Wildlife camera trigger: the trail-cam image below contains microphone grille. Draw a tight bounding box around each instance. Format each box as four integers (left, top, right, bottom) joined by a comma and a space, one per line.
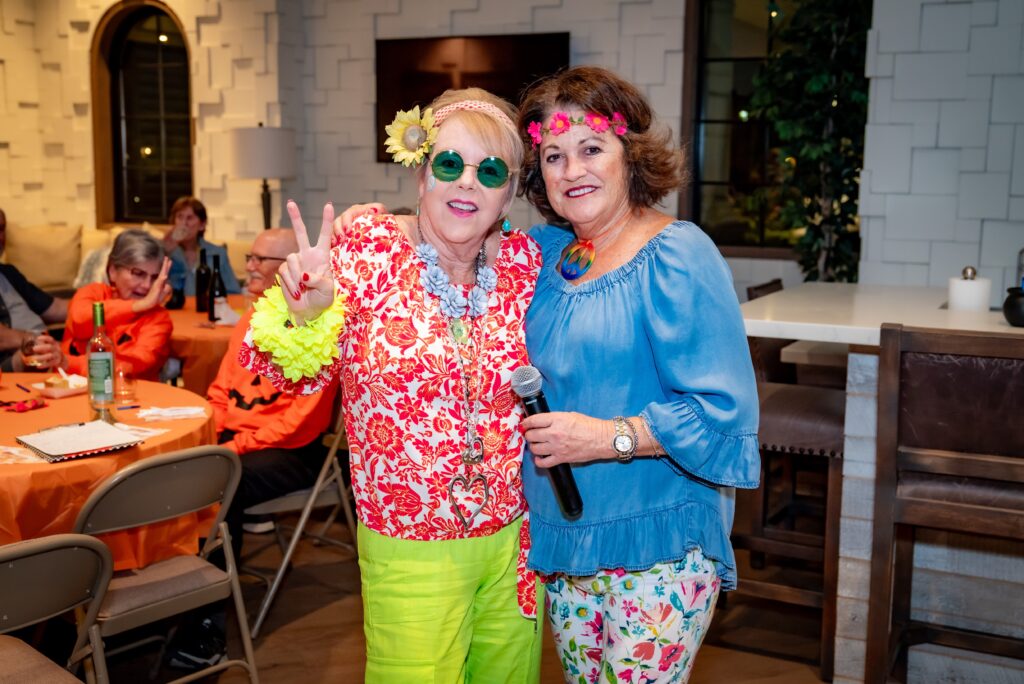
511, 365, 543, 398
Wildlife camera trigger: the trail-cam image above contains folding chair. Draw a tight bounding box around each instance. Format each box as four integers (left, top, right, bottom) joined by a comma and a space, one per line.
73, 446, 258, 683
0, 534, 112, 683
245, 402, 357, 639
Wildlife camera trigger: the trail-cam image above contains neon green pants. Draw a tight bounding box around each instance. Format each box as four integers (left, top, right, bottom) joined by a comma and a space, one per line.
358, 519, 542, 684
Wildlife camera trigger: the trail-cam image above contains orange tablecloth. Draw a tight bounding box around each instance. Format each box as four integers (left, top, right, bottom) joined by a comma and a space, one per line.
0, 374, 216, 571
168, 294, 249, 395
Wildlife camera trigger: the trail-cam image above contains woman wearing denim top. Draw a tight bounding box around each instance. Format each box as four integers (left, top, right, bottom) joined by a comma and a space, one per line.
517, 66, 760, 683
163, 196, 241, 296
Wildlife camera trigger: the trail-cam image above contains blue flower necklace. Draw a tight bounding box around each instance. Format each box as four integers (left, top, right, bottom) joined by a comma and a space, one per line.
416, 227, 497, 343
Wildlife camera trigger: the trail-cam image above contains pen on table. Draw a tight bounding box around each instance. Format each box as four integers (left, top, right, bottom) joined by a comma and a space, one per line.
116, 405, 141, 411
15, 383, 31, 393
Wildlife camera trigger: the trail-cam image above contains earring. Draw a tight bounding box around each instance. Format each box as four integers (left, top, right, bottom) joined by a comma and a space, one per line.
501, 217, 512, 233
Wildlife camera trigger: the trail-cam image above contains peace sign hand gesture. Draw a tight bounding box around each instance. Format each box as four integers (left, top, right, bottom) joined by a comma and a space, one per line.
279, 200, 335, 325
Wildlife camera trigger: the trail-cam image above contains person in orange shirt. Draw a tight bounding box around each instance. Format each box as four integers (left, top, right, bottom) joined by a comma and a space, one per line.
62, 229, 172, 380
206, 227, 338, 556
166, 228, 338, 673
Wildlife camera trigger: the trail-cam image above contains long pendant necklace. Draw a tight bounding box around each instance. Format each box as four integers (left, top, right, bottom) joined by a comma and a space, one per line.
416, 224, 497, 529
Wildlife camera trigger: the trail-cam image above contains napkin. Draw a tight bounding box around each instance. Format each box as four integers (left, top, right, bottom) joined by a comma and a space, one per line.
214, 297, 241, 326
112, 423, 170, 439
0, 446, 45, 465
136, 406, 207, 422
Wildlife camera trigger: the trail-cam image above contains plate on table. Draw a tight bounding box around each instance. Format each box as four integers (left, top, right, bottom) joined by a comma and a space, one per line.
35, 385, 88, 399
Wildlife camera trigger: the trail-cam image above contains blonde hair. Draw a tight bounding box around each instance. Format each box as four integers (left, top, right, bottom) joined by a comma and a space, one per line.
428, 88, 523, 180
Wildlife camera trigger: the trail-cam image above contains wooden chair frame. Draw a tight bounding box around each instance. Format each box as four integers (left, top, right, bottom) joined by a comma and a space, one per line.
865, 323, 1024, 683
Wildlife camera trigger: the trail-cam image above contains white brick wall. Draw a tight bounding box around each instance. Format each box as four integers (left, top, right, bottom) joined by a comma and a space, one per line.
853, 6, 1024, 680
0, 0, 288, 243
0, 0, 687, 244
861, 0, 1024, 305
287, 0, 687, 235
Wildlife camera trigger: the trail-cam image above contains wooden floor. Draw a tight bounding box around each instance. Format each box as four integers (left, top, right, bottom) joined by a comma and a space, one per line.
105, 518, 823, 683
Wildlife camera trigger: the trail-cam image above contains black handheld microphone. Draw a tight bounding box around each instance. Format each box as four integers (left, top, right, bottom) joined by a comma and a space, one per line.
511, 365, 583, 519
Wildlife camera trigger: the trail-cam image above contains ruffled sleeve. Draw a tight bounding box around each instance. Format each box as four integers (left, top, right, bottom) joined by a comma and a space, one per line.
639, 223, 760, 489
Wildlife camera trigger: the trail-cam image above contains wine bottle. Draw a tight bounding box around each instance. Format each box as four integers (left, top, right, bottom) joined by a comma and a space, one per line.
195, 247, 211, 313
208, 254, 228, 322
87, 302, 116, 422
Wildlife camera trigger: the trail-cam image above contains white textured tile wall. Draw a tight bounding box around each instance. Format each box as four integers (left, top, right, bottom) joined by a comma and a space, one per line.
0, 0, 687, 243
287, 0, 688, 236
861, 0, 1024, 305
0, 0, 290, 241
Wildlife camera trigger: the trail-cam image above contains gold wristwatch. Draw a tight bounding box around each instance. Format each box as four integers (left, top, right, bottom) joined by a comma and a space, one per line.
611, 416, 637, 462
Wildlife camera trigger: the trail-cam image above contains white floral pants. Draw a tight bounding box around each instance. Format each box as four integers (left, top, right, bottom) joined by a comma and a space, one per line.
544, 549, 721, 684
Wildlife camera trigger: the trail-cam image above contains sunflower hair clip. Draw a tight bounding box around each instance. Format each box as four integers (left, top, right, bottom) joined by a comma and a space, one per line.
384, 106, 438, 167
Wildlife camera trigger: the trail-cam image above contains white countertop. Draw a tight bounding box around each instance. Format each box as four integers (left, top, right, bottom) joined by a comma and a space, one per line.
741, 282, 1024, 346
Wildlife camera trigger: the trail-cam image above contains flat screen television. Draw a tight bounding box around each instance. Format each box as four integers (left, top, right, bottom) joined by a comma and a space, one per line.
375, 33, 570, 162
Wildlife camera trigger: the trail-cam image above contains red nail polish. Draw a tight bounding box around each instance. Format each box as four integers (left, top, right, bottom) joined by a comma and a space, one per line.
293, 290, 301, 299
302, 272, 309, 282
371, 207, 378, 213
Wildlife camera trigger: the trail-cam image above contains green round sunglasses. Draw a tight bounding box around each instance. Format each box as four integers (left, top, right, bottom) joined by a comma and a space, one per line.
430, 149, 510, 189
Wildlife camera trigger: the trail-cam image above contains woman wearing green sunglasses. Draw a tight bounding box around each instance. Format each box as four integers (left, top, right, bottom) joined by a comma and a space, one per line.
241, 88, 545, 683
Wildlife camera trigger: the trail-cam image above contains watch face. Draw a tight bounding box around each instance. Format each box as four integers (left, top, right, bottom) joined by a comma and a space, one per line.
613, 434, 634, 453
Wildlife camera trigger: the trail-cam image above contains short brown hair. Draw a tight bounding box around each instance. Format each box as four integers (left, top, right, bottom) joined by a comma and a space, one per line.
517, 66, 687, 226
168, 196, 208, 227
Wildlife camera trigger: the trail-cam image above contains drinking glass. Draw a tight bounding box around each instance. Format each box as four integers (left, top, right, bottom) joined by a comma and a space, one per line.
114, 361, 136, 404
20, 334, 49, 369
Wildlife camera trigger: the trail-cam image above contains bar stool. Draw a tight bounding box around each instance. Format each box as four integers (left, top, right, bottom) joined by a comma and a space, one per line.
729, 279, 846, 681
864, 324, 1024, 683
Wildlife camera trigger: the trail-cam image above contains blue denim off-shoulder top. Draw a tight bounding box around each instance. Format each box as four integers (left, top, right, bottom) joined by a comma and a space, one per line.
523, 221, 760, 590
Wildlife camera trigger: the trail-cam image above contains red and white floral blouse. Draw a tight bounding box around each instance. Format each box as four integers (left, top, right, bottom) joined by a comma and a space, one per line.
241, 214, 542, 617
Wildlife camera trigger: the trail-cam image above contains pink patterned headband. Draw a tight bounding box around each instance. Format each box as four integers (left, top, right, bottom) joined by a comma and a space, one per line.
527, 111, 629, 147
434, 100, 518, 136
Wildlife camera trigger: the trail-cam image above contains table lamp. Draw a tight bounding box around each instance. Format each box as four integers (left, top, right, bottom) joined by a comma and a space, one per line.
228, 123, 298, 230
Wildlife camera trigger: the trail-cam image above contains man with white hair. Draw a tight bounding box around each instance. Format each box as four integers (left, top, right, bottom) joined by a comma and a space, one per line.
169, 228, 338, 671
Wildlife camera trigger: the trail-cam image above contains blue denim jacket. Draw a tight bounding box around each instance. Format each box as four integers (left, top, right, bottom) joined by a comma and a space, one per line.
168, 237, 241, 296
523, 221, 760, 590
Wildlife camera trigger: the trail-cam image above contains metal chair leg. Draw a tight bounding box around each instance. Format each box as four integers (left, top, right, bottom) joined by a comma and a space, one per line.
249, 442, 342, 639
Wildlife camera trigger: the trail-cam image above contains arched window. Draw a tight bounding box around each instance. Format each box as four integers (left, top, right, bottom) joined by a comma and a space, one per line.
92, 2, 191, 225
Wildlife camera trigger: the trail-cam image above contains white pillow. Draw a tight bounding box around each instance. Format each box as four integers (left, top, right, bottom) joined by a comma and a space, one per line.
73, 246, 112, 288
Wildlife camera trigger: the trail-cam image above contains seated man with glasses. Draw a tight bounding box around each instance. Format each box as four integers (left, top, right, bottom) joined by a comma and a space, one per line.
168, 228, 339, 672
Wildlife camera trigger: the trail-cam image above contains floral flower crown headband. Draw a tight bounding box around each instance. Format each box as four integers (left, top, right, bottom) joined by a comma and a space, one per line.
384, 100, 518, 167
526, 111, 628, 147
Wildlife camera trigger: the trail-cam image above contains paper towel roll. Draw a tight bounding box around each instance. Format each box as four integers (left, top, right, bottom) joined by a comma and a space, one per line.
948, 276, 991, 311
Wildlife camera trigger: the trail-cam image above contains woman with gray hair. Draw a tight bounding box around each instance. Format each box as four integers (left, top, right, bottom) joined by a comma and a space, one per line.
62, 229, 174, 380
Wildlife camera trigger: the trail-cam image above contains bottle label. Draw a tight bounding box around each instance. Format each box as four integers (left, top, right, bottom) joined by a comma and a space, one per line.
89, 352, 114, 402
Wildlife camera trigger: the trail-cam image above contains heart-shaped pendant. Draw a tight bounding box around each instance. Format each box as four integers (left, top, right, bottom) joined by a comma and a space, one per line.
447, 473, 489, 530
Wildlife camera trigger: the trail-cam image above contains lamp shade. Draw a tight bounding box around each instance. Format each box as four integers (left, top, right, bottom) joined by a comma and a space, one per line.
228, 126, 298, 179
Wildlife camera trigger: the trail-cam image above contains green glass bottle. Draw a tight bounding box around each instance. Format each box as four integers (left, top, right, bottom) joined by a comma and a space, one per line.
87, 301, 115, 421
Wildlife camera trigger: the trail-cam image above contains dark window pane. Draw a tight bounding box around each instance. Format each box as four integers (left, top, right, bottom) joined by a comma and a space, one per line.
700, 60, 760, 121
704, 0, 768, 59
164, 118, 191, 167
123, 168, 166, 220
112, 8, 191, 222
698, 122, 767, 190
123, 117, 162, 166
699, 184, 759, 246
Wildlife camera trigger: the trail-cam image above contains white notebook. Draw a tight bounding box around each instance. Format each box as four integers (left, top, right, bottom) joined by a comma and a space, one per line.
16, 420, 143, 463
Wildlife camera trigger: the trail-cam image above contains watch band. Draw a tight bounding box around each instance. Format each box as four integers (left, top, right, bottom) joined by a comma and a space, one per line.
612, 416, 638, 462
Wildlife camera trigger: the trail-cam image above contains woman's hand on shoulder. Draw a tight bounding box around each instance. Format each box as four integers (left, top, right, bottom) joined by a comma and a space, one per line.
522, 411, 615, 468
333, 203, 386, 241
131, 257, 172, 313
279, 200, 335, 325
